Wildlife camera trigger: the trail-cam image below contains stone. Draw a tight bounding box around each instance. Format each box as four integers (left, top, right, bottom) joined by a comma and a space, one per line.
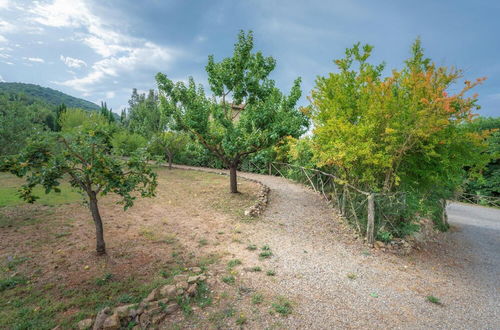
159, 284, 177, 299
374, 241, 385, 248
187, 283, 197, 297
198, 275, 207, 282
164, 303, 179, 314
77, 319, 93, 330
176, 288, 185, 295
190, 267, 202, 273
93, 307, 111, 330
113, 304, 135, 318
139, 313, 151, 329
187, 275, 199, 284
151, 312, 167, 325
143, 288, 160, 303
175, 281, 188, 290
102, 313, 120, 330
173, 274, 188, 283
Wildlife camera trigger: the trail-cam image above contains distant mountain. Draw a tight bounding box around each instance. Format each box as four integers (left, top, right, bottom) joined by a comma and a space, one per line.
0, 82, 100, 111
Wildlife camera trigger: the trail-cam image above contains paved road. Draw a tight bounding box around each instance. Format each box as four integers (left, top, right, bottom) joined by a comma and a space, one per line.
447, 202, 500, 293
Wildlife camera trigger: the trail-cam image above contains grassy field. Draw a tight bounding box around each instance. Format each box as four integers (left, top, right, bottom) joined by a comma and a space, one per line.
0, 168, 263, 329
0, 172, 82, 207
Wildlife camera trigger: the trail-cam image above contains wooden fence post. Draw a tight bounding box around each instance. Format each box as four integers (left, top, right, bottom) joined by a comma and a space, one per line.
268, 163, 272, 175
366, 193, 375, 245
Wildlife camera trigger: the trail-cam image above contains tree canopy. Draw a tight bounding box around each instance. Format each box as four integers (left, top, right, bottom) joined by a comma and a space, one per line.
156, 30, 309, 192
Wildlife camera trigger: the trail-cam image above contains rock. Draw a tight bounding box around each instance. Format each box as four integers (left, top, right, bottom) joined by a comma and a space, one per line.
173, 274, 188, 283
159, 284, 177, 299
151, 312, 167, 325
175, 281, 188, 290
93, 307, 111, 330
187, 283, 197, 297
144, 288, 160, 303
102, 313, 120, 330
190, 267, 202, 273
374, 241, 385, 248
198, 275, 207, 282
176, 287, 185, 295
139, 313, 151, 329
113, 304, 135, 318
77, 319, 93, 330
187, 276, 199, 284
164, 303, 179, 314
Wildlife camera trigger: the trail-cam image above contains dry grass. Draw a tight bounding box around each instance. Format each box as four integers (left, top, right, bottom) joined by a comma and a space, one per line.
0, 168, 261, 329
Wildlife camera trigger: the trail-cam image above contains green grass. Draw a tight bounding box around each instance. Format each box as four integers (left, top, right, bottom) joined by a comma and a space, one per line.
266, 270, 276, 276
271, 297, 293, 316
0, 173, 82, 207
251, 293, 264, 304
227, 259, 242, 269
426, 295, 442, 305
246, 244, 257, 251
222, 275, 236, 284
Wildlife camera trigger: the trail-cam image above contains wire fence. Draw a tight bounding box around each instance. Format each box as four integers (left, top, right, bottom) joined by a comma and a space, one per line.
241, 161, 499, 243
455, 192, 500, 208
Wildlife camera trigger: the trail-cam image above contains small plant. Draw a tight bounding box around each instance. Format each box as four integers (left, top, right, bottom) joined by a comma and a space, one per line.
347, 273, 357, 280
54, 231, 71, 238
271, 297, 292, 316
246, 244, 257, 251
198, 238, 209, 246
250, 266, 262, 272
163, 234, 177, 244
252, 293, 264, 304
0, 275, 27, 292
223, 307, 236, 318
222, 275, 236, 284
266, 270, 276, 276
376, 230, 393, 243
117, 293, 137, 304
195, 281, 212, 308
370, 292, 378, 298
6, 256, 29, 271
426, 295, 442, 305
94, 273, 113, 286
236, 314, 247, 325
259, 251, 273, 260
227, 259, 242, 269
261, 245, 271, 251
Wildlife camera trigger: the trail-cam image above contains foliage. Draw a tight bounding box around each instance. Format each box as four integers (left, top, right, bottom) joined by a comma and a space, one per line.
0, 92, 53, 156
156, 30, 309, 192
0, 82, 100, 111
0, 125, 157, 254
125, 89, 164, 137
59, 108, 110, 133
148, 131, 189, 167
463, 117, 500, 197
311, 39, 490, 231
111, 130, 148, 156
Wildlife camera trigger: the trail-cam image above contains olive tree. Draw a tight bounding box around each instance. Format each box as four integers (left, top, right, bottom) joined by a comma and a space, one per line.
156, 30, 309, 193
0, 125, 157, 255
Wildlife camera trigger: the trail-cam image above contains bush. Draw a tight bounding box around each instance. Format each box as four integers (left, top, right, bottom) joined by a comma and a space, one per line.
111, 131, 147, 156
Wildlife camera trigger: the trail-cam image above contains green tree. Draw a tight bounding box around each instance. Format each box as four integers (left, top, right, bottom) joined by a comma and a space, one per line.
311, 40, 489, 231
0, 125, 157, 255
126, 89, 163, 137
111, 130, 148, 156
156, 31, 309, 193
149, 131, 189, 169
54, 103, 66, 131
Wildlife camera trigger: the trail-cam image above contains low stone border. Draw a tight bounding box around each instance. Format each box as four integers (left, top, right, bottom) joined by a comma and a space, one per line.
77, 268, 208, 330
168, 164, 271, 218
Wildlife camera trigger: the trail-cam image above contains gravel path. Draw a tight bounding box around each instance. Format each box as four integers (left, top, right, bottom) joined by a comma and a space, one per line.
175, 165, 500, 329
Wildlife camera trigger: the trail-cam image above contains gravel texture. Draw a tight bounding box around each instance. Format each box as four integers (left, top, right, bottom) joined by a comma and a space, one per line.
175, 165, 499, 329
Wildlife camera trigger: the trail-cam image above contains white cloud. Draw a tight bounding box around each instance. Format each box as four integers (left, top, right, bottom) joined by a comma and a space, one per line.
23, 56, 45, 63
0, 35, 6, 43
0, 74, 5, 82
60, 55, 87, 68
0, 0, 9, 10
31, 0, 179, 93
106, 91, 115, 99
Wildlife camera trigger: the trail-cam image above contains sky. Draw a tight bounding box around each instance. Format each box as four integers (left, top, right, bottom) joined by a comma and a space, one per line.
0, 0, 499, 117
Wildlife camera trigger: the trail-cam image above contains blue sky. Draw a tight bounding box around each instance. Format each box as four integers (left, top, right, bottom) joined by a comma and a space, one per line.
0, 0, 499, 117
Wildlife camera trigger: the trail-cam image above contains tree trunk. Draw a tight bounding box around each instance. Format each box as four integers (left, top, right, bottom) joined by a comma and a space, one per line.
88, 191, 106, 255
167, 151, 173, 169
229, 163, 238, 193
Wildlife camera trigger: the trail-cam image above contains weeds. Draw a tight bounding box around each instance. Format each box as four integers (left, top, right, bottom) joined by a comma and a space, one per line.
271, 297, 293, 316
222, 275, 236, 284
426, 295, 442, 305
246, 244, 257, 251
266, 270, 276, 276
252, 293, 264, 304
227, 259, 242, 269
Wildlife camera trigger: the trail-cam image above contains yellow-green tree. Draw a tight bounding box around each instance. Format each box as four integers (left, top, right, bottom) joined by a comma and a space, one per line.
311, 40, 490, 231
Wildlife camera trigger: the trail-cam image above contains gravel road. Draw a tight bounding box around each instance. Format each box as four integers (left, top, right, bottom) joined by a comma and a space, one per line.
175, 165, 500, 329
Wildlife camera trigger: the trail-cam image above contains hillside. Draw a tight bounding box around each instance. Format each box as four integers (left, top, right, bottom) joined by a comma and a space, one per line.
0, 82, 100, 111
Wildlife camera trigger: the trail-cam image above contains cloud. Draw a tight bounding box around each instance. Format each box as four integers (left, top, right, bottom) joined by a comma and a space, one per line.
0, 0, 9, 10
31, 0, 179, 93
60, 55, 87, 68
23, 56, 45, 63
0, 74, 5, 82
105, 91, 115, 99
